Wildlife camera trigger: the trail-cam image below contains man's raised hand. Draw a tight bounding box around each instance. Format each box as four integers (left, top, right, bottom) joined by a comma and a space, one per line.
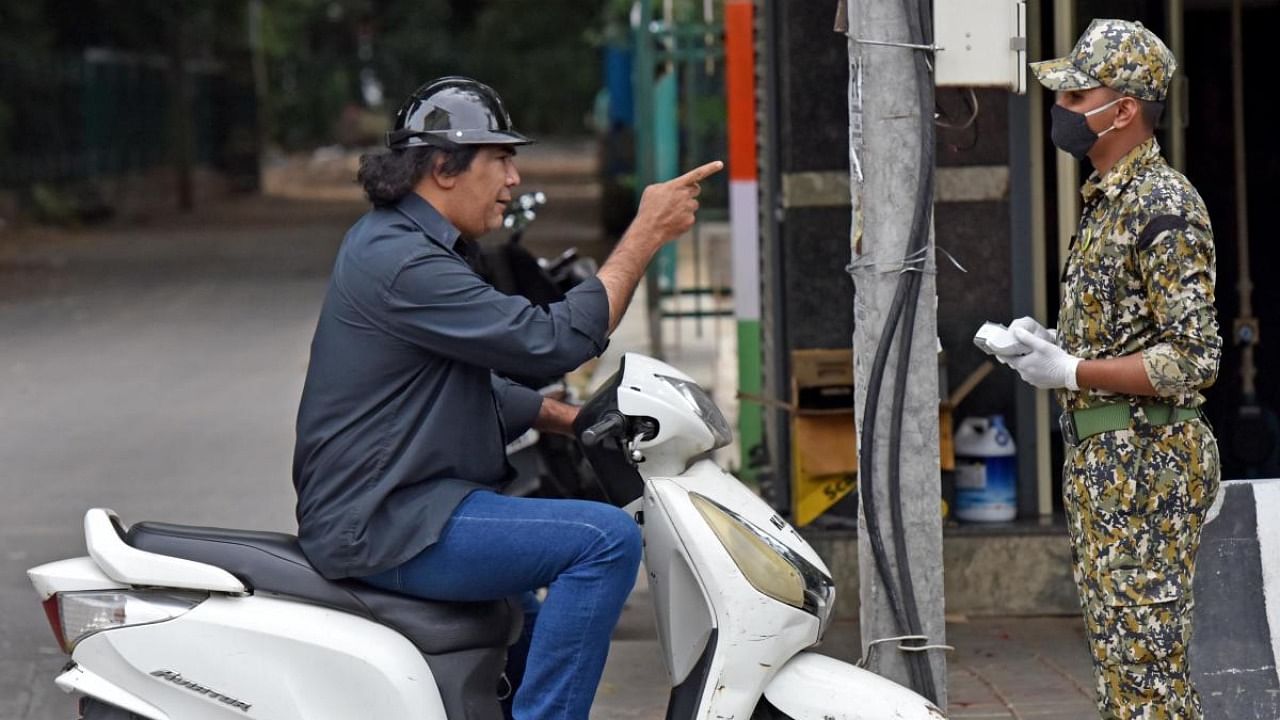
673, 160, 725, 187
634, 160, 725, 246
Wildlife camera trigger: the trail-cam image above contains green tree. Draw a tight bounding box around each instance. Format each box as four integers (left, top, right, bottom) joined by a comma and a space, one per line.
0, 2, 54, 168
462, 0, 605, 135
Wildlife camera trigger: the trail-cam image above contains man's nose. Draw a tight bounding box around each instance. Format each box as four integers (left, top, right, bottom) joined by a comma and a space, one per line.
507, 163, 520, 187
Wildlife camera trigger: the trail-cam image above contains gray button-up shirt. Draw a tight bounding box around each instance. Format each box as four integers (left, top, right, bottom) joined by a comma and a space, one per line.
293, 193, 609, 579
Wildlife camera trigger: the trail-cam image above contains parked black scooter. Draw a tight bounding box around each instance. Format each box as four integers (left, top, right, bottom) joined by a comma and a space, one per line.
473, 191, 604, 502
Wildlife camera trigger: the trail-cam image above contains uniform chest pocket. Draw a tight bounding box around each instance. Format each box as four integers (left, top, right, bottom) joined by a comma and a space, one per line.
1065, 247, 1125, 344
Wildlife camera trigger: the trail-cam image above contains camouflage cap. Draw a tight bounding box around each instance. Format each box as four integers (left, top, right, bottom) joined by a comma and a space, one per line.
1030, 19, 1176, 102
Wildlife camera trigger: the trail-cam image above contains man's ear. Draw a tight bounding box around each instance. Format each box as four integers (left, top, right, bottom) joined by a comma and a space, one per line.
1116, 97, 1141, 130
432, 156, 459, 190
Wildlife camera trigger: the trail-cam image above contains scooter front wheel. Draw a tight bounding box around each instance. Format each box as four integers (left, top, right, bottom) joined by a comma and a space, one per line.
79, 698, 141, 720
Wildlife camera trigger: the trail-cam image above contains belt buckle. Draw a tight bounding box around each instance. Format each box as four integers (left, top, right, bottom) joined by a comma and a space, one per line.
1059, 412, 1079, 447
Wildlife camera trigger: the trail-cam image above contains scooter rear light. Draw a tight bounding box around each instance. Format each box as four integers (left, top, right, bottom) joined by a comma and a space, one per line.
41, 595, 70, 654
47, 590, 206, 652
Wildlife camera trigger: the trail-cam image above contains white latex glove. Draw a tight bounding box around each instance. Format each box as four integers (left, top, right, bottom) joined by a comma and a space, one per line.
1006, 327, 1082, 390
1009, 316, 1058, 346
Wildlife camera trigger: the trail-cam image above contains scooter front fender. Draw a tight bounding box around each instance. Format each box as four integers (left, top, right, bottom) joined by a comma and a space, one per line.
762, 652, 946, 720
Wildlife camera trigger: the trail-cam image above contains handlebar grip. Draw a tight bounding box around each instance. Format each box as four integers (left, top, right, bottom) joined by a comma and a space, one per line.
548, 248, 578, 271
580, 412, 625, 447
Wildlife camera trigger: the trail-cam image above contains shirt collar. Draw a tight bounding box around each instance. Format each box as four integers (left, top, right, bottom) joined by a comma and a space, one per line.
1081, 136, 1162, 207
394, 192, 464, 252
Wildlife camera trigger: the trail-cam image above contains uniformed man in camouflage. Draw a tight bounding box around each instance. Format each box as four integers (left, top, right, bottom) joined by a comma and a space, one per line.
999, 18, 1221, 720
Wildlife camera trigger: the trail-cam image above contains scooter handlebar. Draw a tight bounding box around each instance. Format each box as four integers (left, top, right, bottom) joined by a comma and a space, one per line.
580, 412, 626, 448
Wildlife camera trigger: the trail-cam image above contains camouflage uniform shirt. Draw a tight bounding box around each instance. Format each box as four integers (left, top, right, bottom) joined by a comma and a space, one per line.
1057, 137, 1221, 412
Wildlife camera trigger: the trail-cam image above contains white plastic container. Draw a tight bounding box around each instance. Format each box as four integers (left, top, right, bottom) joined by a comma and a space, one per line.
953, 414, 1017, 522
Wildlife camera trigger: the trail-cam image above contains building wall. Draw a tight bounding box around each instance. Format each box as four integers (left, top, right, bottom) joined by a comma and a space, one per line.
756, 0, 1022, 515
934, 88, 1018, 424
757, 0, 855, 512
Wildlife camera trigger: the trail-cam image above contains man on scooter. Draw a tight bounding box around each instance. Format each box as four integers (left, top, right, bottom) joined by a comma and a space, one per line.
292, 76, 721, 720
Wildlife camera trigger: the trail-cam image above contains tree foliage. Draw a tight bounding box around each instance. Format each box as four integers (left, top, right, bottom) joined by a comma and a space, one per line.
261, 0, 607, 149
2, 0, 610, 153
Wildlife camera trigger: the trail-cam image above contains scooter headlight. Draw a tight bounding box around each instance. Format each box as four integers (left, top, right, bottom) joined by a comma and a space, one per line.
689, 494, 834, 626
655, 375, 732, 449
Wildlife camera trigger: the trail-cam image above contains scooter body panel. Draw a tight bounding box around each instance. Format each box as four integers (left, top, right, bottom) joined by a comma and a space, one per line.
763, 652, 946, 720
71, 594, 446, 720
644, 462, 828, 720
55, 664, 169, 719
638, 480, 715, 686
28, 556, 125, 600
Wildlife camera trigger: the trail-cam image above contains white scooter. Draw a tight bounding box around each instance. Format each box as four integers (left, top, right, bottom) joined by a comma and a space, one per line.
28, 352, 945, 720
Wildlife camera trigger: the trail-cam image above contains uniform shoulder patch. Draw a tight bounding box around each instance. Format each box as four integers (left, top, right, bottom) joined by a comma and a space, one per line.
1136, 214, 1190, 251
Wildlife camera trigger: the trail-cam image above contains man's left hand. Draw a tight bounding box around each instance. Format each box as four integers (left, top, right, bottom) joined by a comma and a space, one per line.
1007, 327, 1083, 390
534, 396, 581, 437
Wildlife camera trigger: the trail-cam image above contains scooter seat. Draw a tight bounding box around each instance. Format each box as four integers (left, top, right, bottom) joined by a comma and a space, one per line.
125, 521, 520, 656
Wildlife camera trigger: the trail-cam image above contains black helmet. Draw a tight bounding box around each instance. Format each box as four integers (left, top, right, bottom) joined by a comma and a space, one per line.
386, 76, 533, 150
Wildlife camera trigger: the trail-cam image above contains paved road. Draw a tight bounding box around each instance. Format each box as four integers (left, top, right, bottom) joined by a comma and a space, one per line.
0, 194, 366, 718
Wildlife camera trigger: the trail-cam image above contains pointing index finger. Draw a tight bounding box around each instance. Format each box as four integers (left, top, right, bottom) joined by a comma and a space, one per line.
673, 160, 724, 185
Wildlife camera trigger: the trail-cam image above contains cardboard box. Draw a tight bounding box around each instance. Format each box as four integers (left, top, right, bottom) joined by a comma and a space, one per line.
791, 349, 854, 412
790, 350, 858, 527
789, 349, 955, 527
791, 412, 858, 527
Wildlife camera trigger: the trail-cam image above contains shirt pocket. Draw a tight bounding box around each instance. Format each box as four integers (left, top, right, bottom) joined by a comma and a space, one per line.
1077, 247, 1131, 347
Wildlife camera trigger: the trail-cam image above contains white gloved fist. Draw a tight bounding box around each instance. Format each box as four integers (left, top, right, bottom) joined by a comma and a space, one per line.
1006, 327, 1082, 390
1009, 316, 1058, 346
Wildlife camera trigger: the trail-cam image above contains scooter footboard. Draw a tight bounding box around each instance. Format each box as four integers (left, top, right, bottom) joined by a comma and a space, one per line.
762, 652, 946, 720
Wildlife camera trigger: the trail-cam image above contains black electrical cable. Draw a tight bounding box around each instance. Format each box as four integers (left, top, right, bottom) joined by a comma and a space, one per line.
855, 166, 936, 700
885, 0, 940, 703
855, 0, 940, 704
887, 262, 936, 700
857, 262, 926, 691
883, 141, 939, 703
854, 108, 927, 697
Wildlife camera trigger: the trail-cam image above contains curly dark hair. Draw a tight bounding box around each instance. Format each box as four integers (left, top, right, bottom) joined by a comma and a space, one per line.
357, 145, 479, 206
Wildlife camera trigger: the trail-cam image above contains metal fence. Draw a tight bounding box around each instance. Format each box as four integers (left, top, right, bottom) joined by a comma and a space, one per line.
0, 48, 255, 190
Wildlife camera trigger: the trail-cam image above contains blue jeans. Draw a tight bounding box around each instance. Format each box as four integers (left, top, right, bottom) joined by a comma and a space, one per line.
359, 490, 643, 720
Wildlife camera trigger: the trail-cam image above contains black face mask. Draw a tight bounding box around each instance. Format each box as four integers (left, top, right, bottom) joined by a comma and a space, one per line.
1050, 97, 1122, 160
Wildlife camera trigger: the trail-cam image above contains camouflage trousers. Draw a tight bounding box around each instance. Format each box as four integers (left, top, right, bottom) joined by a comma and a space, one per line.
1063, 415, 1219, 720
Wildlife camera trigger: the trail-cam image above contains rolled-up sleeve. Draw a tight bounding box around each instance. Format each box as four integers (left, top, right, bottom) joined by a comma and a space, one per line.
491, 374, 544, 442
1138, 220, 1221, 396
379, 252, 609, 378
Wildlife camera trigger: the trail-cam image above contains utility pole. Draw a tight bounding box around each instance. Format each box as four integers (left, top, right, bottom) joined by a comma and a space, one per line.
845, 0, 947, 707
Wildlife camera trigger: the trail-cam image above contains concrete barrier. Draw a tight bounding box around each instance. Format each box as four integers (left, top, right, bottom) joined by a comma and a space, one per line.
804, 525, 1080, 620
1192, 478, 1280, 718
802, 479, 1279, 717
